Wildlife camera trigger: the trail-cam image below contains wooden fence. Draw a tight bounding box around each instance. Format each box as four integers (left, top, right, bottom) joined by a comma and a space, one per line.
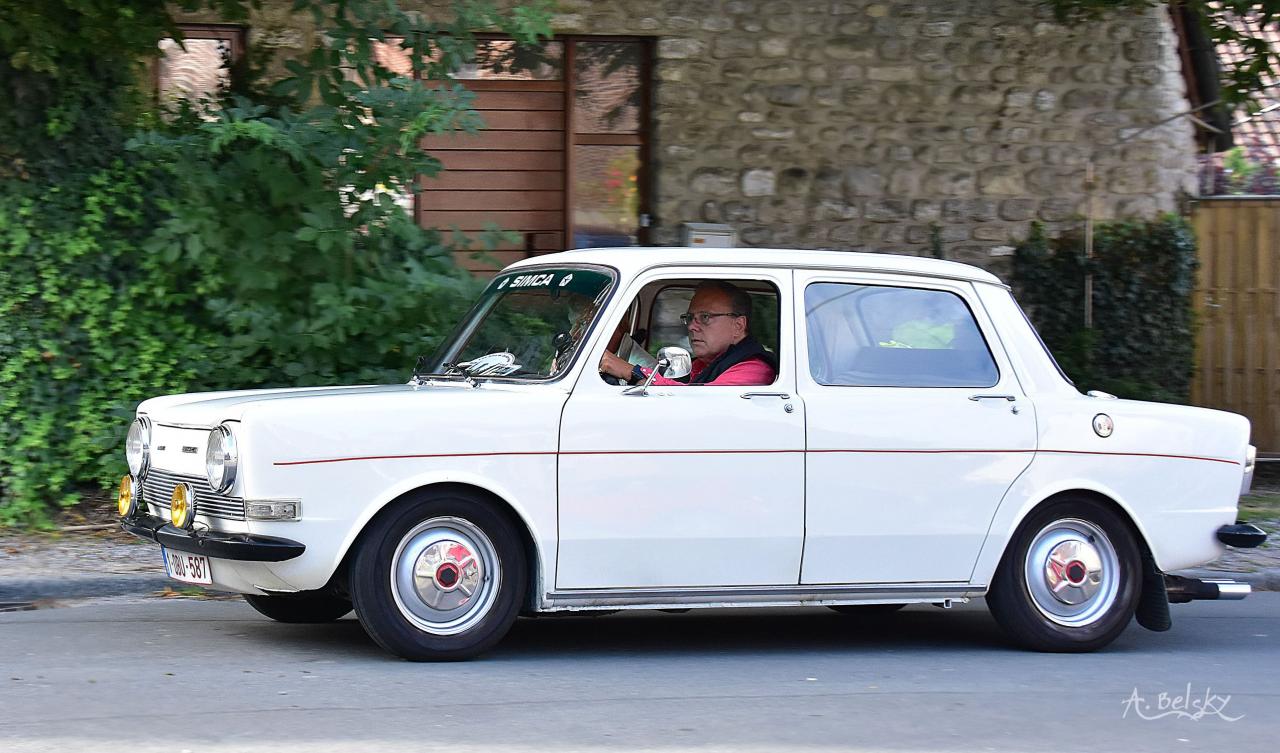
1191, 197, 1280, 456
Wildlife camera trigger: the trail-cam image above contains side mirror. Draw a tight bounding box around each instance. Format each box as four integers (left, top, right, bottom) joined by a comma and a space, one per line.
624, 346, 692, 396
656, 346, 692, 379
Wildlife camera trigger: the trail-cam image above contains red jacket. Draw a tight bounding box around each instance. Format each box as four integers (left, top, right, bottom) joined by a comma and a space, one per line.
642, 356, 776, 386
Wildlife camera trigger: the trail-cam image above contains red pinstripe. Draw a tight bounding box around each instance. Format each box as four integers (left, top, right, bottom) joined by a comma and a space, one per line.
273, 448, 1241, 467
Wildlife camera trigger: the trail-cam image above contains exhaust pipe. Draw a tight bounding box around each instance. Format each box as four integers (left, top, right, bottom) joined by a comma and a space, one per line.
1165, 574, 1251, 603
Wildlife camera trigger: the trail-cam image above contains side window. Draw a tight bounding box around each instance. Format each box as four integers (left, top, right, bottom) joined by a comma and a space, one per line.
805, 283, 998, 388
648, 285, 781, 355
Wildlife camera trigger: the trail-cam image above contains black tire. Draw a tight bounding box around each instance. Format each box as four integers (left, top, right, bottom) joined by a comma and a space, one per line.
243, 591, 353, 623
827, 603, 907, 616
986, 497, 1141, 652
350, 489, 526, 661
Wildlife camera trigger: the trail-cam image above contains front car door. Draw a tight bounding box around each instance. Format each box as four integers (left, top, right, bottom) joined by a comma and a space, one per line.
556, 267, 805, 590
795, 270, 1036, 585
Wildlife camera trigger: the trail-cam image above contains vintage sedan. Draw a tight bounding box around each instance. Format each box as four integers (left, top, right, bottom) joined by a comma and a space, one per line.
119, 248, 1266, 660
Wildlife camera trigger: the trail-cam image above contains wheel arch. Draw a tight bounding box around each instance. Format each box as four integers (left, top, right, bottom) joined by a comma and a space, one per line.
328, 479, 545, 613
1004, 488, 1154, 563
975, 484, 1159, 588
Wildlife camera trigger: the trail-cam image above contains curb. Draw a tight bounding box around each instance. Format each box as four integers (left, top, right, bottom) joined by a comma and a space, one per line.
1, 569, 1276, 604
0, 574, 175, 602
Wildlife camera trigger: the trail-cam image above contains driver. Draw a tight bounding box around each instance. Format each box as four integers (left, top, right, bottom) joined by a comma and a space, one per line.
598, 281, 777, 386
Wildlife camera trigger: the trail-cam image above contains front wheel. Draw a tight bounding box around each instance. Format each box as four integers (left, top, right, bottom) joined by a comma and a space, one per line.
987, 498, 1141, 652
243, 591, 352, 623
350, 490, 526, 661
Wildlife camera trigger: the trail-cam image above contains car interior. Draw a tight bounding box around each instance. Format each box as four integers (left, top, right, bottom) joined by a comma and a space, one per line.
601, 277, 781, 383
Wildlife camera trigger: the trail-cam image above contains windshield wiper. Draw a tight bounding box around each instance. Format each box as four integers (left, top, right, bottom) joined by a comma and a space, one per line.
410, 357, 478, 387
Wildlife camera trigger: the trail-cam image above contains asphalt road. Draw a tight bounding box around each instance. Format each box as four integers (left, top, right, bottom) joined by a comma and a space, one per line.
1, 594, 1276, 753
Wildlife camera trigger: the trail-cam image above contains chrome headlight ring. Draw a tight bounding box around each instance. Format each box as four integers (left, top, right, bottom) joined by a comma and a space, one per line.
125, 416, 152, 478
205, 424, 239, 494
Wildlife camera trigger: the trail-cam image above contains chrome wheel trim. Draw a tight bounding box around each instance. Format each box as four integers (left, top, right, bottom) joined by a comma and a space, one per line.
1023, 517, 1120, 628
390, 516, 500, 636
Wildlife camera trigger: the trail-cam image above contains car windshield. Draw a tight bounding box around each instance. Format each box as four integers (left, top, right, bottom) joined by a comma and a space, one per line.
423, 267, 615, 380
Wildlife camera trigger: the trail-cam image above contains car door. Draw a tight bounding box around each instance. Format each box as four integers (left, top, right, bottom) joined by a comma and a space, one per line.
795, 270, 1036, 585
556, 267, 805, 590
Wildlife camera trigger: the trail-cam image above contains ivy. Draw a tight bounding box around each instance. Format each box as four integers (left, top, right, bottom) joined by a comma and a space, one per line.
0, 0, 552, 526
1012, 217, 1200, 403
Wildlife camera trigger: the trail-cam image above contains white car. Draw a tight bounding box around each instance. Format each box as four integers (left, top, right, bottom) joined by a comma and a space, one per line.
118, 248, 1266, 660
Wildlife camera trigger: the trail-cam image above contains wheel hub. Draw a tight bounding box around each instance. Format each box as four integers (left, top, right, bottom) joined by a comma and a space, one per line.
391, 517, 500, 636
1023, 518, 1120, 627
411, 540, 482, 610
1043, 541, 1103, 605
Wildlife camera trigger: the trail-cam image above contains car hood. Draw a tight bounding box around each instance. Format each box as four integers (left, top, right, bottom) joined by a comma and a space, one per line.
136, 382, 561, 428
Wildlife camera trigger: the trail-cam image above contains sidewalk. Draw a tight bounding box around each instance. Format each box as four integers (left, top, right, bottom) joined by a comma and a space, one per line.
2, 521, 1277, 604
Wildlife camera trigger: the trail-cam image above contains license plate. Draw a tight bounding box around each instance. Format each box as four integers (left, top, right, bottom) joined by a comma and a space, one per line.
162, 547, 213, 585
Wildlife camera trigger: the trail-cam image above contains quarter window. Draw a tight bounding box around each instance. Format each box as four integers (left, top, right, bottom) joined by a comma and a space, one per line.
804, 283, 998, 388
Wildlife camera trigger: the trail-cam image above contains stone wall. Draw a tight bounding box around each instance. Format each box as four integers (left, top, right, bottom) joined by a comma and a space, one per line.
177, 0, 1201, 269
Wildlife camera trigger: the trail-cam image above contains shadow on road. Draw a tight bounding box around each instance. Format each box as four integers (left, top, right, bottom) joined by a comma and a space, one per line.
254, 604, 1014, 660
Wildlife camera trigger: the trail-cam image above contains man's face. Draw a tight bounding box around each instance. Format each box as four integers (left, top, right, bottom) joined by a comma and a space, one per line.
685, 288, 747, 360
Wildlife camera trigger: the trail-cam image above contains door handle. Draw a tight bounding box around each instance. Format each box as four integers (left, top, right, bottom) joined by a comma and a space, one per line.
740, 392, 791, 400
968, 394, 1017, 402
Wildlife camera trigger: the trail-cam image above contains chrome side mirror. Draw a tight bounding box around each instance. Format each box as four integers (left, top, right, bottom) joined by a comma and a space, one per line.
656, 346, 692, 380
624, 346, 692, 396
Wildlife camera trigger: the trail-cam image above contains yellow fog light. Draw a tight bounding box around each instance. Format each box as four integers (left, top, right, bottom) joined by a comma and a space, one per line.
116, 475, 136, 517
170, 482, 196, 529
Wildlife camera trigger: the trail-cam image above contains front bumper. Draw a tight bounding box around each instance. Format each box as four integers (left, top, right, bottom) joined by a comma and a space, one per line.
121, 513, 305, 562
1217, 522, 1268, 549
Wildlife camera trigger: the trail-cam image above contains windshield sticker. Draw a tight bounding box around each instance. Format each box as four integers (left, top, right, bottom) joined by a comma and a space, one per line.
506, 273, 558, 289
559, 273, 574, 287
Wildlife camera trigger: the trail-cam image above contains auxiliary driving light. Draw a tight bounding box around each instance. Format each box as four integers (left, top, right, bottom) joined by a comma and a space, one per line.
170, 482, 196, 529
117, 475, 137, 517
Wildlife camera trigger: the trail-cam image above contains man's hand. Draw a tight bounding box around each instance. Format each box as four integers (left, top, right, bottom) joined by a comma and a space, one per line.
599, 350, 636, 381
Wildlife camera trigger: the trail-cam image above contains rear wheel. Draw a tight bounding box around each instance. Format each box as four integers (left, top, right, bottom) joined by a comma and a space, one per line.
350, 490, 526, 661
243, 591, 352, 623
987, 498, 1141, 652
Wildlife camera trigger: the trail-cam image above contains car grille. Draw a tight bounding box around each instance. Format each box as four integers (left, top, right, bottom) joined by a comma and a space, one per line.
141, 468, 246, 521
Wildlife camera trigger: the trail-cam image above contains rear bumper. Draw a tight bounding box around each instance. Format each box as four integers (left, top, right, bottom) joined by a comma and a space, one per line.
1217, 522, 1268, 548
121, 513, 305, 563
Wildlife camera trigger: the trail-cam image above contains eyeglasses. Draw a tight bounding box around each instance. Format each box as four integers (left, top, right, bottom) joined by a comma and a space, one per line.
679, 311, 743, 327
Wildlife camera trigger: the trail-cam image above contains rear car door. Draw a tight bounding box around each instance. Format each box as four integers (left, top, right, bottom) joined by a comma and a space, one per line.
795, 271, 1036, 584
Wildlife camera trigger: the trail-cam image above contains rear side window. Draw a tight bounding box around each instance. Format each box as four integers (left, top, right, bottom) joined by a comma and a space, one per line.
804, 282, 998, 388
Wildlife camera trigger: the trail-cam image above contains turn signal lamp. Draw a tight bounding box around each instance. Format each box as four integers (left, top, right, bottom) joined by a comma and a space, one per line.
170, 483, 196, 529
117, 475, 136, 517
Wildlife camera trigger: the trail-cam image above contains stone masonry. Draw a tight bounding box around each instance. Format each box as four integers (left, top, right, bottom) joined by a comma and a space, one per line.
179, 0, 1201, 269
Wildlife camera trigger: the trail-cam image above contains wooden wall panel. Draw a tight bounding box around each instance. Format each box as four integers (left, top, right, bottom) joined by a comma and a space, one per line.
1193, 198, 1280, 455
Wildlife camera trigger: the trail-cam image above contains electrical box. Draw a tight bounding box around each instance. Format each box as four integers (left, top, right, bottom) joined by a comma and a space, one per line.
681, 222, 737, 248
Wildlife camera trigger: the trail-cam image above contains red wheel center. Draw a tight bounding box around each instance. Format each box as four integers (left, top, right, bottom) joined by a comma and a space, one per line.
1065, 561, 1088, 585
435, 562, 460, 588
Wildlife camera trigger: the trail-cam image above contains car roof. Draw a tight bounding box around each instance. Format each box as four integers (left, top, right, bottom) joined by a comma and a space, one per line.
504, 247, 1005, 286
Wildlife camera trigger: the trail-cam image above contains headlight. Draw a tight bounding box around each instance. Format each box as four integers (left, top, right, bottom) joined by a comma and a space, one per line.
125, 417, 151, 477
205, 424, 239, 493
